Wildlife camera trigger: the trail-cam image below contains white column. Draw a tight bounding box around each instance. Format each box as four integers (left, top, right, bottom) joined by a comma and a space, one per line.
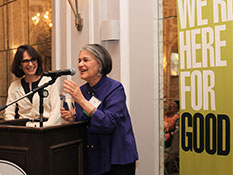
66, 2, 72, 80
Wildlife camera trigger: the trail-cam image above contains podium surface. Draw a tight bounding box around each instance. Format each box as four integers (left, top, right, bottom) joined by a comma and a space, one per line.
0, 119, 87, 175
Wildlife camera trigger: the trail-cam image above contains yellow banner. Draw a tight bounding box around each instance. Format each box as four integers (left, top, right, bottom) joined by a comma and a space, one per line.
177, 0, 232, 174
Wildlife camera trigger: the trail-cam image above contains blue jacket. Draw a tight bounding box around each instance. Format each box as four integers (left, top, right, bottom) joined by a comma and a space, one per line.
75, 76, 138, 175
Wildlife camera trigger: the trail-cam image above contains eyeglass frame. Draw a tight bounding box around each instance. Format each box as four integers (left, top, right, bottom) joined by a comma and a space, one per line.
21, 58, 37, 64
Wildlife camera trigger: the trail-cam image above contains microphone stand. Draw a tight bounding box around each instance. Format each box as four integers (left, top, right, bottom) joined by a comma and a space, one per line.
0, 76, 58, 127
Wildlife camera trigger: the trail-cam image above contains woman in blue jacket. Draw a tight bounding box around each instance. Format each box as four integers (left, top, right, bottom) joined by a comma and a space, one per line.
61, 44, 138, 175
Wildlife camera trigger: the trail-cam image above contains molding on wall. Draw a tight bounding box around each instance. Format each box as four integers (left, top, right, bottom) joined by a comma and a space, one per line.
119, 0, 130, 109
89, 0, 95, 43
53, 0, 61, 88
66, 3, 72, 80
53, 0, 61, 70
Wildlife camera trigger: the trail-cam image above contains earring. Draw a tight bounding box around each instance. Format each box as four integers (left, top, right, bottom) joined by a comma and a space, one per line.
97, 67, 102, 77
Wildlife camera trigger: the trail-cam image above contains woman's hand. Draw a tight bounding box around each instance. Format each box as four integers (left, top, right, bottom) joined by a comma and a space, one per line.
63, 80, 96, 116
63, 80, 85, 104
60, 108, 75, 122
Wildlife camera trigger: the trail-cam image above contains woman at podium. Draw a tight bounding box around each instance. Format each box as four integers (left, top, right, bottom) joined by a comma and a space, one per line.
4, 45, 61, 127
60, 44, 138, 175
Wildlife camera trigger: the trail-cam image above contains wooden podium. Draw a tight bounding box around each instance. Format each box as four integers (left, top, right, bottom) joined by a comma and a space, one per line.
0, 119, 88, 175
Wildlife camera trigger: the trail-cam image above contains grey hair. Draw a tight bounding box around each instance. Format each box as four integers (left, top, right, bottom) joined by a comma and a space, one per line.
80, 44, 112, 75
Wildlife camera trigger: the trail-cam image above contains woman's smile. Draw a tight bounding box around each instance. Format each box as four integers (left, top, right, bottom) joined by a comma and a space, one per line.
78, 49, 102, 86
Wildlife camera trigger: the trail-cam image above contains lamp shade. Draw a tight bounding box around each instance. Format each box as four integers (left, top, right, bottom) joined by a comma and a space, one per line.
101, 20, 120, 41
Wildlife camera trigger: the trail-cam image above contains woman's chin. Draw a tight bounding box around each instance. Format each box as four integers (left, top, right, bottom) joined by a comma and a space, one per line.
80, 75, 87, 80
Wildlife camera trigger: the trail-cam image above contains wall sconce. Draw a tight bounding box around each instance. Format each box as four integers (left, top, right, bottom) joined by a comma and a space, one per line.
67, 0, 83, 31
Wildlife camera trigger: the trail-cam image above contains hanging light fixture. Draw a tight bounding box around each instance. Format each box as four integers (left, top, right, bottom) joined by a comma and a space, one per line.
67, 0, 83, 31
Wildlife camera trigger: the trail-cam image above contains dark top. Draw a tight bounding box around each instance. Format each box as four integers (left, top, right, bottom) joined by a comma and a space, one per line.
21, 76, 42, 103
75, 75, 138, 175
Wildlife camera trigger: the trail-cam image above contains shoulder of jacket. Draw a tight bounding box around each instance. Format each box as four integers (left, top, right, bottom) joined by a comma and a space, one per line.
105, 77, 122, 89
9, 78, 22, 87
8, 78, 22, 92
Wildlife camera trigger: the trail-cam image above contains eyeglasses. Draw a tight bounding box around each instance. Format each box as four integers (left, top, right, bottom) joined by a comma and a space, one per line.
21, 58, 37, 64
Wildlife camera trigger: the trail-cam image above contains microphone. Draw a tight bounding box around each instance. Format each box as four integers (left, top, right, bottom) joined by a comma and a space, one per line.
43, 68, 76, 77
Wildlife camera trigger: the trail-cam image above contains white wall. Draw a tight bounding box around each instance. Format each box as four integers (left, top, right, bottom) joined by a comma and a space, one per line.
128, 0, 160, 174
52, 0, 160, 174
